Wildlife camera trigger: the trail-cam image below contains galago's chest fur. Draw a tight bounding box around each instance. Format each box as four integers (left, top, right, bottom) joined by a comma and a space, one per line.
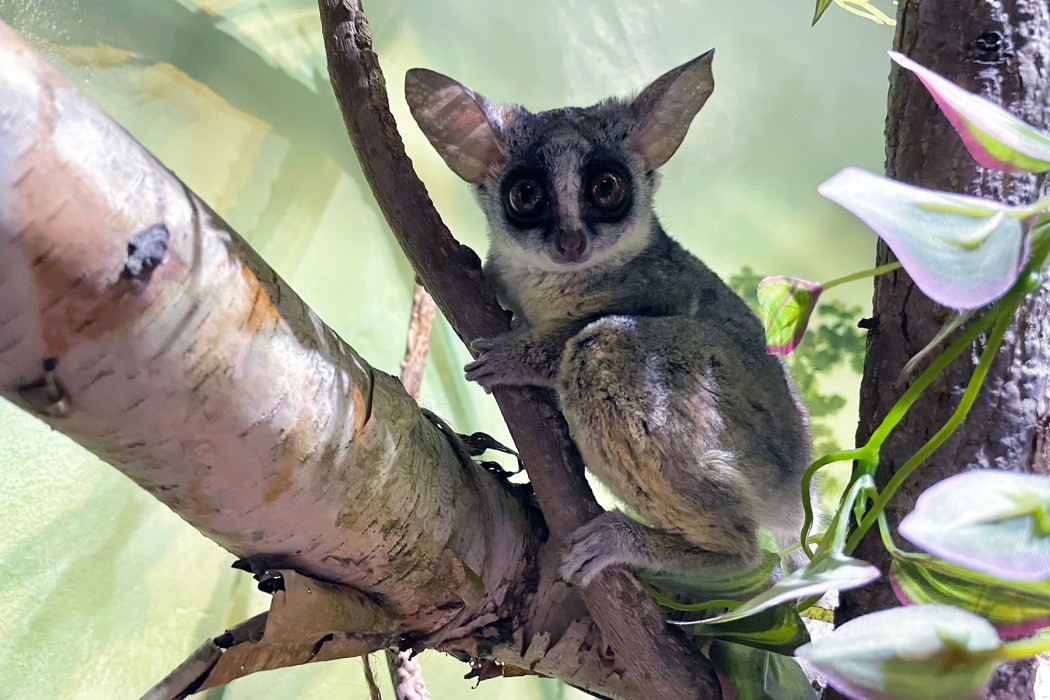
492, 262, 613, 328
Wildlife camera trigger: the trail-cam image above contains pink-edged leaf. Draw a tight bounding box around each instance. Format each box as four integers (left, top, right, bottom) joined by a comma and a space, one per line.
889, 557, 1050, 639
795, 605, 1002, 700
891, 51, 1050, 173
819, 167, 1029, 309
757, 276, 822, 355
679, 554, 879, 627
899, 471, 1050, 581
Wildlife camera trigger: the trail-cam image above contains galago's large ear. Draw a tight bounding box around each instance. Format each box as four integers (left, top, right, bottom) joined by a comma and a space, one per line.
405, 68, 509, 183
627, 50, 716, 171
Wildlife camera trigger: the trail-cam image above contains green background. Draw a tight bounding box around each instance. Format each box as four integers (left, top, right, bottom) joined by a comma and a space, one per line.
0, 1, 892, 697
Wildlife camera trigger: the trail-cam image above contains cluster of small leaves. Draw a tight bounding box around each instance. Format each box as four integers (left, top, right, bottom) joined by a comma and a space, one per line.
698, 51, 1050, 700
730, 267, 864, 454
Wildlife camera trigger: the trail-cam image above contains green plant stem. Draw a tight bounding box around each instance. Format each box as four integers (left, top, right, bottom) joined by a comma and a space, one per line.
800, 304, 1002, 556
845, 293, 1021, 554
781, 534, 826, 558
822, 262, 902, 290
859, 230, 1050, 457
837, 233, 1050, 551
861, 304, 1003, 452
799, 449, 869, 558
998, 632, 1050, 660
825, 475, 876, 556
876, 510, 895, 550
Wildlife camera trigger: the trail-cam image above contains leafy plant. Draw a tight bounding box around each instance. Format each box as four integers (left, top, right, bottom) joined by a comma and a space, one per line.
680, 51, 1050, 700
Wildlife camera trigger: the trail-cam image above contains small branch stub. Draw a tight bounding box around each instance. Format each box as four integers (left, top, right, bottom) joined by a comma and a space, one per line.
122, 223, 170, 279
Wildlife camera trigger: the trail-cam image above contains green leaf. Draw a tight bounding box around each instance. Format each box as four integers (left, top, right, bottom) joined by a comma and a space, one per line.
901, 310, 974, 377
676, 554, 879, 626
711, 641, 817, 700
757, 276, 823, 355
891, 51, 1050, 173
689, 603, 811, 655
796, 605, 1002, 700
819, 167, 1029, 310
812, 0, 834, 25
890, 556, 1050, 638
642, 550, 781, 604
899, 471, 1050, 581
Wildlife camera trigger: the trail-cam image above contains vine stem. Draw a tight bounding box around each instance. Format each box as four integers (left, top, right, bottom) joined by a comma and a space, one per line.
862, 302, 1003, 450
845, 290, 1022, 553
797, 268, 1022, 554
795, 288, 1007, 554
799, 449, 869, 558
1019, 193, 1050, 219
822, 262, 901, 290
835, 231, 1050, 553
998, 632, 1050, 660
858, 226, 1050, 456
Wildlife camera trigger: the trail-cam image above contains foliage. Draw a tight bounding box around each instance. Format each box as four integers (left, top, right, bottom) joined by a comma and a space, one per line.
710, 640, 817, 700
898, 471, 1050, 581
889, 52, 1050, 172
690, 53, 1050, 700
819, 168, 1030, 310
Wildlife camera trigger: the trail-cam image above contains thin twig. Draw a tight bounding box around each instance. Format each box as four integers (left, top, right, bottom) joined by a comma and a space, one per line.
139, 614, 268, 700
362, 655, 383, 700
399, 284, 437, 400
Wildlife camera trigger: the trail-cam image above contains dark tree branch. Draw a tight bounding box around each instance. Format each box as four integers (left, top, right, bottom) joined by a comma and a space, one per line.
317, 1, 721, 698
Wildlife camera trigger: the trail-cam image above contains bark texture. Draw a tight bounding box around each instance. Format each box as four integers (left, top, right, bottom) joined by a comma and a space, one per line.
0, 21, 648, 698
838, 1, 1050, 698
318, 1, 722, 699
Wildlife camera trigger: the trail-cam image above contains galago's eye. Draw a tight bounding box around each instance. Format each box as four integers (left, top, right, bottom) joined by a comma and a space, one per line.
505, 176, 548, 220
587, 171, 629, 210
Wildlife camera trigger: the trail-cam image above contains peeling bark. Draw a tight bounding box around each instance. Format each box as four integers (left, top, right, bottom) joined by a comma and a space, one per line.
836, 1, 1050, 699
399, 284, 436, 401
0, 20, 650, 698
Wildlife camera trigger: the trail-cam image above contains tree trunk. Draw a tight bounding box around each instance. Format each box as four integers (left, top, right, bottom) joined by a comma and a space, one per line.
836, 1, 1050, 698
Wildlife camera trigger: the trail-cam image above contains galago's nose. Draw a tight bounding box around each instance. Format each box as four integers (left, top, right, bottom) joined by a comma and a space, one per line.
552, 228, 589, 264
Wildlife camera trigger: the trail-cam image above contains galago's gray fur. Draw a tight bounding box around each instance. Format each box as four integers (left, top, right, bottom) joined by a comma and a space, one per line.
405, 51, 811, 585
